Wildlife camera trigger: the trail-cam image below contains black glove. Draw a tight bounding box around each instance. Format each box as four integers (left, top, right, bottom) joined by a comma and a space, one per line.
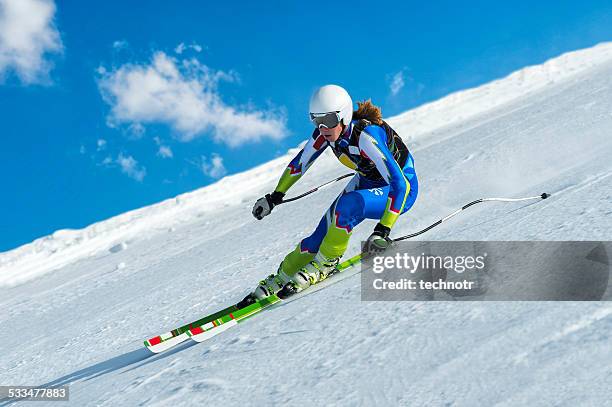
252, 191, 285, 220
364, 223, 393, 255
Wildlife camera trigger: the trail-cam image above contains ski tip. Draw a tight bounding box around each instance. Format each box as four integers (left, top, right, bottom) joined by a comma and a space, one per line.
144, 336, 161, 347
541, 192, 550, 199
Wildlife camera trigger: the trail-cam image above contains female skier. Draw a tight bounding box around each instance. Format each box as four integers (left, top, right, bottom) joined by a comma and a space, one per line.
245, 84, 418, 302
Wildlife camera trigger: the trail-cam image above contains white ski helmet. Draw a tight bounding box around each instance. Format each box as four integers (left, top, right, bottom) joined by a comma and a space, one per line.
309, 84, 353, 127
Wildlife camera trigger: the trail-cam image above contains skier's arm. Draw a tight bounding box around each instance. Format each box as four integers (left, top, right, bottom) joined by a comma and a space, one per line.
274, 131, 328, 194
358, 126, 410, 230
253, 131, 328, 220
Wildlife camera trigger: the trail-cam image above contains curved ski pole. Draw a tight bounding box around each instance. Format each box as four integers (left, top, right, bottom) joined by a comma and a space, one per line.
346, 192, 551, 270
393, 192, 550, 242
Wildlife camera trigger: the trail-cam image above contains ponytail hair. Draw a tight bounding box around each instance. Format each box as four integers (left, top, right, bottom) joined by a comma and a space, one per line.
352, 99, 383, 125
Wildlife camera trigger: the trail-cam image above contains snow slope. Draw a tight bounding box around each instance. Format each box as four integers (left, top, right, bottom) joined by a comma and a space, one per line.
1, 43, 612, 406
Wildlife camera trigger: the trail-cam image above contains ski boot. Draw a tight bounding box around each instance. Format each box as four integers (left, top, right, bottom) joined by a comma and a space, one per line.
278, 252, 340, 298
236, 264, 292, 309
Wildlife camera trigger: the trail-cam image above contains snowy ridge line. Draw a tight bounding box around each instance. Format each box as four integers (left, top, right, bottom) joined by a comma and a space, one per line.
387, 41, 612, 141
0, 151, 296, 288
2, 42, 612, 288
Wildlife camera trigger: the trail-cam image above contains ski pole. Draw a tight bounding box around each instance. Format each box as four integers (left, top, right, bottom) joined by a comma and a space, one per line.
345, 192, 551, 266
287, 192, 552, 281
280, 173, 354, 204
393, 192, 550, 242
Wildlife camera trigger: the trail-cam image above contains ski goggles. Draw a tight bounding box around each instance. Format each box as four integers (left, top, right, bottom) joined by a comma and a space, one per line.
309, 111, 341, 129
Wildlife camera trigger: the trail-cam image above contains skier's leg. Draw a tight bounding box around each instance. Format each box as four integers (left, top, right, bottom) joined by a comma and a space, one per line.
252, 211, 327, 300
285, 190, 369, 291
316, 167, 418, 261
318, 191, 365, 258
275, 174, 361, 278
277, 217, 326, 276
253, 190, 363, 299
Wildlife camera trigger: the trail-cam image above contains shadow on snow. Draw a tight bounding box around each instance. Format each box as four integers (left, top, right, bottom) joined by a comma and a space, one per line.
39, 341, 198, 388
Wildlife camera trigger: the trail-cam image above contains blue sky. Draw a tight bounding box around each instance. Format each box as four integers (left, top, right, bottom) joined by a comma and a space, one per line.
1, 0, 611, 252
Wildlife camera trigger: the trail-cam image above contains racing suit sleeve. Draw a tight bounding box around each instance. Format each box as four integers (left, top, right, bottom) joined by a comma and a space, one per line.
274, 130, 328, 194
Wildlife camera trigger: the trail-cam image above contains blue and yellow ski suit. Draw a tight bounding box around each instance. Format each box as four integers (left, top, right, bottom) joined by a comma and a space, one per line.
274, 119, 418, 277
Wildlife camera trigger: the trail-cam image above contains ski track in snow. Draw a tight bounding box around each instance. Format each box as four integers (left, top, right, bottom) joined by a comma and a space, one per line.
1, 43, 612, 406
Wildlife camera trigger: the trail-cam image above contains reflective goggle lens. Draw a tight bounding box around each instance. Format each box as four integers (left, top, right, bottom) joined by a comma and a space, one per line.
310, 112, 341, 129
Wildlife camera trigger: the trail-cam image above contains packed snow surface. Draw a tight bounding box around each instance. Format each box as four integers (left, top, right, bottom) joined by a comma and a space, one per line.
1, 43, 612, 406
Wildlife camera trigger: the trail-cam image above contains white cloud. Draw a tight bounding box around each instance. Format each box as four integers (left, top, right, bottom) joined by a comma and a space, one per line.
112, 40, 128, 50
97, 138, 107, 150
127, 122, 145, 138
157, 145, 173, 159
116, 153, 146, 181
153, 136, 173, 158
175, 43, 186, 54
175, 42, 203, 54
201, 153, 226, 178
389, 70, 405, 96
97, 51, 287, 147
0, 0, 63, 84
100, 153, 146, 181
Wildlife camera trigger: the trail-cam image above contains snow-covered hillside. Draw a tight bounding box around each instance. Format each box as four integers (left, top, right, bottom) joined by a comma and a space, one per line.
1, 42, 612, 406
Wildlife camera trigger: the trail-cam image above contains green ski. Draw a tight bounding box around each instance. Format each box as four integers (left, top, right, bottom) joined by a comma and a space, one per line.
144, 253, 362, 353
